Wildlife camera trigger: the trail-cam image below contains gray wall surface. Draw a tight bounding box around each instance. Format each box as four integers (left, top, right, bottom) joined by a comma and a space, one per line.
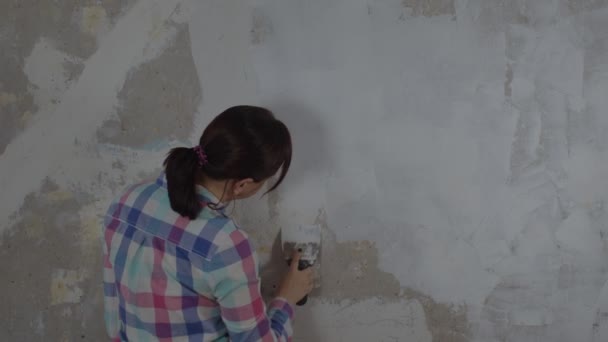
2, 1, 608, 341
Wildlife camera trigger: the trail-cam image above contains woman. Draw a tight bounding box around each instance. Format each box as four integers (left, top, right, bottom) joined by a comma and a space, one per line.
103, 105, 313, 341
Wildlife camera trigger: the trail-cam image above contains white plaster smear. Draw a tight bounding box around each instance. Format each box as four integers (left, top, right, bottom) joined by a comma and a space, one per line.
186, 0, 259, 142
24, 38, 79, 110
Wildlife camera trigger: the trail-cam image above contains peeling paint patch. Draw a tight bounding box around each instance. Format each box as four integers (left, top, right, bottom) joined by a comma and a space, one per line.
402, 0, 455, 17
50, 269, 88, 305
0, 92, 17, 106
0, 56, 36, 155
97, 24, 202, 147
81, 6, 108, 35
45, 188, 75, 202
78, 203, 105, 260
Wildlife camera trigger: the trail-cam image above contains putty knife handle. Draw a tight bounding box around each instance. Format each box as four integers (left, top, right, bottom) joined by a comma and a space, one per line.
297, 295, 308, 305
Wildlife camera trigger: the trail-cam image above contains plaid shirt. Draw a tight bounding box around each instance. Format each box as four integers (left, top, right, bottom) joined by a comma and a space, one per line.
103, 173, 294, 341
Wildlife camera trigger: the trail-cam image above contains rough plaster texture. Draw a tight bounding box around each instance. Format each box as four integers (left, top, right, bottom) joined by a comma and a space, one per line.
2, 0, 608, 341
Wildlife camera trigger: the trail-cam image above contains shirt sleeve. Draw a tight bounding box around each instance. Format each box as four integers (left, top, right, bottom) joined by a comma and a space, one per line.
102, 219, 120, 341
210, 229, 294, 342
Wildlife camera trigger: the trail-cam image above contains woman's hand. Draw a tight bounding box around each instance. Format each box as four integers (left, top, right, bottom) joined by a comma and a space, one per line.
277, 251, 314, 306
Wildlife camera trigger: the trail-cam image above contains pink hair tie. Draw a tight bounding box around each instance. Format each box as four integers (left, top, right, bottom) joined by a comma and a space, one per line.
192, 145, 208, 167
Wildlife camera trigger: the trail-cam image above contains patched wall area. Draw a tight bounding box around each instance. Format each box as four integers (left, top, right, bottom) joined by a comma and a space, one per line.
2, 1, 608, 341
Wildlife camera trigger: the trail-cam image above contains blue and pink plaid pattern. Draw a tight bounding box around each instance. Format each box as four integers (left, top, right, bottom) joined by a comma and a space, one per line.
103, 174, 294, 341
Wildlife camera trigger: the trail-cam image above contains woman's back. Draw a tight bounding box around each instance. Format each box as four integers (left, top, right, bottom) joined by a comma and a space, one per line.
103, 174, 293, 341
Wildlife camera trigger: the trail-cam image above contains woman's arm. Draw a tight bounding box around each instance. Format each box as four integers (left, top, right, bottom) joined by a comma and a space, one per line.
210, 229, 294, 342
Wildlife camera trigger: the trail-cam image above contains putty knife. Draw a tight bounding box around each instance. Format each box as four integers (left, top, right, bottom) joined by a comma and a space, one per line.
281, 224, 321, 306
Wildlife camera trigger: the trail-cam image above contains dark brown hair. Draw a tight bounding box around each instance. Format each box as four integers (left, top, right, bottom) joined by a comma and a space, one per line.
163, 105, 292, 219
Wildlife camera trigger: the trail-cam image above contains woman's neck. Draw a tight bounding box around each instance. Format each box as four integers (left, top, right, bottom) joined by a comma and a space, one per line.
199, 177, 233, 203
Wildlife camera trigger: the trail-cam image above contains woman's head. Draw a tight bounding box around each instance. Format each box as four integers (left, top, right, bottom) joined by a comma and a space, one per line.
163, 105, 292, 219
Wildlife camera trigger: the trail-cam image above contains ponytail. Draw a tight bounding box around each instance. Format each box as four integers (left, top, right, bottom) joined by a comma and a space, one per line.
163, 147, 201, 219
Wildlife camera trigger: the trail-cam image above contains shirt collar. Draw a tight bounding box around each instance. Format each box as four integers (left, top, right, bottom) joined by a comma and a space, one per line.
156, 172, 227, 216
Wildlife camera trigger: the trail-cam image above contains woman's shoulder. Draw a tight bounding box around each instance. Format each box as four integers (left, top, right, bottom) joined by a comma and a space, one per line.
209, 218, 252, 250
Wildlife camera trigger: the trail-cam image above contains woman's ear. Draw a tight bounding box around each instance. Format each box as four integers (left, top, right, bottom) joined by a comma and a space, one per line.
232, 178, 255, 196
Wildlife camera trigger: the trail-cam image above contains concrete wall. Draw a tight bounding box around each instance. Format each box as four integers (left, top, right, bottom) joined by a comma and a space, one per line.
2, 0, 608, 341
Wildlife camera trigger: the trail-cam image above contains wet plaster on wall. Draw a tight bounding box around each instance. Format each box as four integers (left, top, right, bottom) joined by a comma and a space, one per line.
0, 0, 135, 155
475, 3, 608, 340
0, 180, 103, 341
97, 24, 202, 148
235, 0, 608, 339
